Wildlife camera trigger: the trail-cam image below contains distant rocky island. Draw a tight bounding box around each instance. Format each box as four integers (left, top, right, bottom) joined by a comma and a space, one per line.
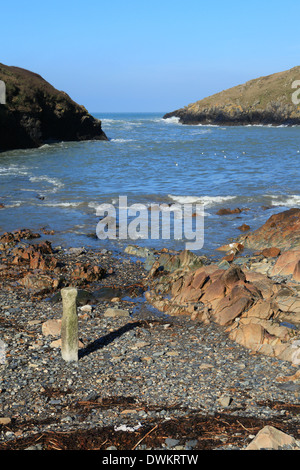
0, 63, 108, 152
164, 66, 300, 126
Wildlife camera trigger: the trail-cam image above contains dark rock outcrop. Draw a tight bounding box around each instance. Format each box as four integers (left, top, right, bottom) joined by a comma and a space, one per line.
163, 66, 300, 126
0, 63, 108, 151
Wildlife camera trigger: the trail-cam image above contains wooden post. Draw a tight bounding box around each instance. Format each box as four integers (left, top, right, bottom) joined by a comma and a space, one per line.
61, 287, 78, 362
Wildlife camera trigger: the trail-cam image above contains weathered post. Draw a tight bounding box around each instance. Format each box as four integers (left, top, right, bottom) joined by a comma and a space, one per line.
61, 287, 78, 362
0, 338, 7, 365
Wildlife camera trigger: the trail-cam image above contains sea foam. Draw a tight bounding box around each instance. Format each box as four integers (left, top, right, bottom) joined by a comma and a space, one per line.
168, 194, 236, 207
268, 194, 300, 207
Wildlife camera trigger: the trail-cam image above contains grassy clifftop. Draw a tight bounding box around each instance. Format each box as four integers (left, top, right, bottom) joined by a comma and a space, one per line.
0, 63, 108, 151
164, 66, 300, 126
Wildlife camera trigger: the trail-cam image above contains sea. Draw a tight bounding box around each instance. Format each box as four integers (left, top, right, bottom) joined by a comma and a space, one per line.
0, 112, 300, 259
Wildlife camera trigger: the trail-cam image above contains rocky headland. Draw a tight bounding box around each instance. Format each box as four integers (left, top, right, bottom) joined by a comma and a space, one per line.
0, 207, 300, 450
0, 63, 108, 152
163, 66, 300, 126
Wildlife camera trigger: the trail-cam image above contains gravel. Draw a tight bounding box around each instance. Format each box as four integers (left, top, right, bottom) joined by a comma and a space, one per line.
0, 247, 299, 450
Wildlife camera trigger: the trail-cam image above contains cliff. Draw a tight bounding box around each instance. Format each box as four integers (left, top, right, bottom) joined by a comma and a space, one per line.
0, 63, 108, 151
163, 66, 300, 126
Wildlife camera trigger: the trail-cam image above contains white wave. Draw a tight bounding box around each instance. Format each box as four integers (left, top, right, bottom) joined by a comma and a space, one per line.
41, 202, 82, 208
20, 188, 37, 192
191, 128, 212, 134
101, 118, 117, 124
29, 176, 64, 189
168, 194, 236, 207
196, 123, 222, 127
110, 138, 135, 143
0, 165, 30, 177
268, 194, 300, 207
163, 116, 181, 125
88, 201, 101, 210
148, 118, 164, 123
4, 201, 23, 208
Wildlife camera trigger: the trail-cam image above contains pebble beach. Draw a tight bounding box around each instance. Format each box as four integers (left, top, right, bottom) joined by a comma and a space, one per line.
0, 239, 299, 451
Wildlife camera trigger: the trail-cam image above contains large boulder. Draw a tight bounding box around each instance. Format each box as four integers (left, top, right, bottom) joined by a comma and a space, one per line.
246, 426, 300, 450
238, 208, 300, 251
146, 255, 300, 364
0, 63, 108, 151
269, 249, 300, 282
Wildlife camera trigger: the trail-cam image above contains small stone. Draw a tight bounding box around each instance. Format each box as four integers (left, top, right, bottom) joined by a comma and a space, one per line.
130, 341, 149, 350
104, 308, 130, 318
238, 224, 250, 232
42, 319, 62, 336
217, 208, 242, 215
165, 438, 180, 448
25, 444, 43, 450
79, 304, 92, 312
0, 417, 11, 425
199, 363, 213, 370
217, 395, 232, 407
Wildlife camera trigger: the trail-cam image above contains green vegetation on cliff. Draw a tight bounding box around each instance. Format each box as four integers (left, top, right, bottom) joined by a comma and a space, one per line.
0, 63, 108, 151
164, 66, 300, 126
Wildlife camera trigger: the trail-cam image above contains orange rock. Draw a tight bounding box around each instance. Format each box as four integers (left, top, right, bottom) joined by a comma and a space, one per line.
222, 253, 235, 262
293, 260, 300, 282
237, 223, 250, 232
261, 247, 281, 258
245, 299, 278, 320
201, 277, 226, 303
217, 208, 242, 215
42, 319, 62, 336
213, 284, 255, 326
229, 323, 265, 351
239, 208, 300, 251
222, 266, 246, 288
270, 249, 300, 280
216, 242, 244, 253
246, 425, 299, 450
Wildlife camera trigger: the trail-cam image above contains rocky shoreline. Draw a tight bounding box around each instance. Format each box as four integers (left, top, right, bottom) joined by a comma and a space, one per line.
163, 66, 300, 127
0, 210, 300, 451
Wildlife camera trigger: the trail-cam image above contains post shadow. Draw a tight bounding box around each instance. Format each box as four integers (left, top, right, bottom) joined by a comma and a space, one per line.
78, 321, 142, 360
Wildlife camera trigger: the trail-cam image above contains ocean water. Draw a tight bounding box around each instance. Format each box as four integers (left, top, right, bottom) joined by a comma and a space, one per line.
0, 112, 300, 258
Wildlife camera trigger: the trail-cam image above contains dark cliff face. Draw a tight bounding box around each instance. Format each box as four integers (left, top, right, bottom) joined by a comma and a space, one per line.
163, 66, 300, 126
0, 64, 108, 152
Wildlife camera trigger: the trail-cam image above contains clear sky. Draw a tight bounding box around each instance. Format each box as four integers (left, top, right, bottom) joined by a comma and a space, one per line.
1, 0, 299, 113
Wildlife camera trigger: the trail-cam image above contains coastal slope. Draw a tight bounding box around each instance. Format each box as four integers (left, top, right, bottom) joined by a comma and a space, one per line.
0, 63, 108, 151
163, 66, 300, 126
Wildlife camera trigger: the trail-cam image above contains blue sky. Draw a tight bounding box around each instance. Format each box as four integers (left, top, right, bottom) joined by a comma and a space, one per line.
1, 0, 299, 112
